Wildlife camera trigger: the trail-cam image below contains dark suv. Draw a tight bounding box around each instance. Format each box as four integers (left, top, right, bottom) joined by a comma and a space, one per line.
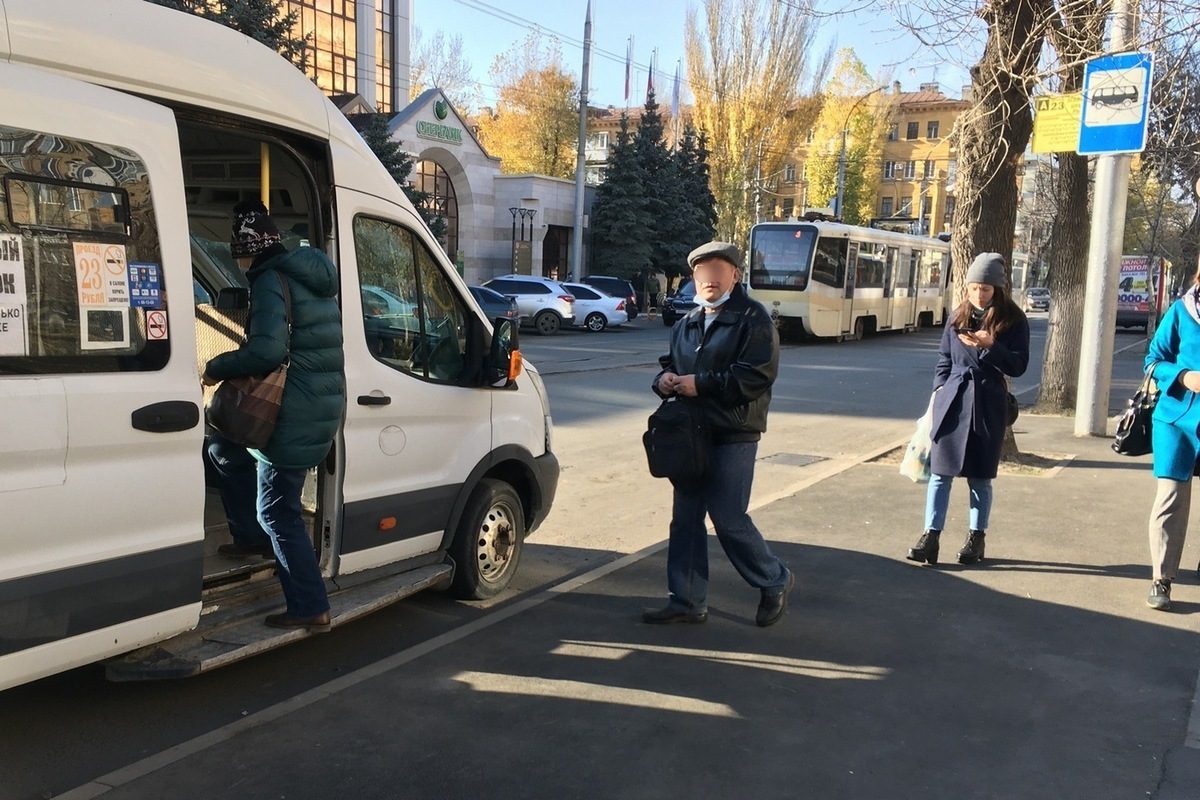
661, 279, 697, 326
582, 275, 639, 319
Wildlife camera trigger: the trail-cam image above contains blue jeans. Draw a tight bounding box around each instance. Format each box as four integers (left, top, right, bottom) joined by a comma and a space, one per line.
924, 473, 993, 531
206, 434, 329, 617
206, 433, 270, 548
666, 442, 789, 612
257, 461, 329, 617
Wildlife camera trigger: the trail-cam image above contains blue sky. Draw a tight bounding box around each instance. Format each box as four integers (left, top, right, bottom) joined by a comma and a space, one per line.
412, 0, 976, 108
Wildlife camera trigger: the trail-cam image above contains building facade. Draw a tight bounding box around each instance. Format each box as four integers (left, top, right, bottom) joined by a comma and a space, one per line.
770, 82, 971, 237
284, 0, 411, 113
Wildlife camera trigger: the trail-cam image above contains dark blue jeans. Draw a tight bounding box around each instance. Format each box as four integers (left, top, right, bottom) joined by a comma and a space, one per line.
206, 433, 270, 547
206, 434, 330, 618
666, 441, 789, 612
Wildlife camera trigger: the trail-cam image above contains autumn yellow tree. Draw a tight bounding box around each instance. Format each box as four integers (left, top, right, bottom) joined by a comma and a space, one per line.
685, 0, 829, 246
476, 33, 579, 179
805, 49, 893, 225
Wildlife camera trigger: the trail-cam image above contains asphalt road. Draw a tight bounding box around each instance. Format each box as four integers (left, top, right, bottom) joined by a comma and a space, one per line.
0, 312, 1153, 800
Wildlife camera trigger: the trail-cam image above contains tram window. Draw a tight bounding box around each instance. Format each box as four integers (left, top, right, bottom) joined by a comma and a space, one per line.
856, 243, 886, 288
750, 225, 814, 291
811, 237, 847, 287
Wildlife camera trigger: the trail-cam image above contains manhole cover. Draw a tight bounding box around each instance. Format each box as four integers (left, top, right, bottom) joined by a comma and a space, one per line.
758, 453, 827, 467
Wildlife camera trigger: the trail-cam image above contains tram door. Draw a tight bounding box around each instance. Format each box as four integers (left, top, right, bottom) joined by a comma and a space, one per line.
841, 242, 859, 336
881, 246, 898, 329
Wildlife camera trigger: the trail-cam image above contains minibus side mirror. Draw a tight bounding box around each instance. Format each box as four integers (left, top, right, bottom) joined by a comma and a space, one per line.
488, 318, 522, 387
215, 287, 249, 310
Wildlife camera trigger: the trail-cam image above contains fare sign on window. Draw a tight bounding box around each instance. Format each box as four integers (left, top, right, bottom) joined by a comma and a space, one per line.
73, 242, 130, 306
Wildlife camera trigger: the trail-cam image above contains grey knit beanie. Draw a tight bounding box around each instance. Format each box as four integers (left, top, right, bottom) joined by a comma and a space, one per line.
965, 252, 1006, 287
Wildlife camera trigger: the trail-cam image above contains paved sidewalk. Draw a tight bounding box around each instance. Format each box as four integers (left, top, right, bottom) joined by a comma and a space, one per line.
64, 410, 1200, 800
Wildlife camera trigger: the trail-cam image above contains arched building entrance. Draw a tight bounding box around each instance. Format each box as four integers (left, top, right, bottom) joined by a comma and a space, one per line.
414, 159, 458, 259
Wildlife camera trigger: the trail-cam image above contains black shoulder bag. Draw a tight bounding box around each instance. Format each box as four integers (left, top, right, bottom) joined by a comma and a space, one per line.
643, 398, 711, 492
1112, 363, 1160, 456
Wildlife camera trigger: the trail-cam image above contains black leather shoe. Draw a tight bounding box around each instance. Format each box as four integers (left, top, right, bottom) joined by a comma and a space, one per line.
217, 542, 274, 559
756, 569, 795, 628
907, 530, 941, 565
958, 530, 986, 565
265, 611, 332, 633
642, 606, 708, 624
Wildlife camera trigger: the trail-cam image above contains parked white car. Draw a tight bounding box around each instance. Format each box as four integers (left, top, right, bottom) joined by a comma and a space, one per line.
564, 282, 631, 332
483, 275, 577, 335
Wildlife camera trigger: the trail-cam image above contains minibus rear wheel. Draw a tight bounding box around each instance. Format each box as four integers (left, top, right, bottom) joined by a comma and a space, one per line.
449, 478, 526, 600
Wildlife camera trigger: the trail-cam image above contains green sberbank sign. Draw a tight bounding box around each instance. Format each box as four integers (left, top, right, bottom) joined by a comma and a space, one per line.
416, 103, 462, 146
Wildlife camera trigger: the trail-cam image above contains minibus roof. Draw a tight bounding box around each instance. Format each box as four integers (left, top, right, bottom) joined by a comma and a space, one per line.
0, 0, 332, 141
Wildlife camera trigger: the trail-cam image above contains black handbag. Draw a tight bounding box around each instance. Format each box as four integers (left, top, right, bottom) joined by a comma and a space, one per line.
643, 398, 711, 491
1006, 392, 1019, 426
1112, 366, 1159, 456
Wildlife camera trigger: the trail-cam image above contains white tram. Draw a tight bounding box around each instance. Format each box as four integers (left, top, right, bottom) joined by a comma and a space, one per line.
748, 222, 952, 341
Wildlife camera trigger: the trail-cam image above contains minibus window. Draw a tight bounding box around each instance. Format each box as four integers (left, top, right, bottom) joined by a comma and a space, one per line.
353, 215, 471, 384
0, 124, 168, 374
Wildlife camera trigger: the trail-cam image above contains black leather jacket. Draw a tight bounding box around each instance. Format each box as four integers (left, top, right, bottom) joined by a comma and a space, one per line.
653, 283, 780, 444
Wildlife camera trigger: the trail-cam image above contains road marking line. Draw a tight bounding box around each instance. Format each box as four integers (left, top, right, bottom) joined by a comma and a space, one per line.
55, 434, 902, 800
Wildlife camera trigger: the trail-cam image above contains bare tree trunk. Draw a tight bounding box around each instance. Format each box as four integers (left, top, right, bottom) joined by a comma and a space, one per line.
949, 0, 1048, 286
1036, 153, 1092, 411
949, 0, 1049, 459
1035, 0, 1108, 412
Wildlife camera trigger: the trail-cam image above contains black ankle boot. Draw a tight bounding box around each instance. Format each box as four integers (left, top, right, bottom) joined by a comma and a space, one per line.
907, 530, 940, 565
958, 530, 986, 565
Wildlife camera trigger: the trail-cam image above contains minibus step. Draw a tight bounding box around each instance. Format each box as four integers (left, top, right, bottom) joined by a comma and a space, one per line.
104, 562, 453, 681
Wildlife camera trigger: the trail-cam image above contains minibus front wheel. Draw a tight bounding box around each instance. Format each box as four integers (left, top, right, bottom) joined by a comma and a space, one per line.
449, 478, 526, 600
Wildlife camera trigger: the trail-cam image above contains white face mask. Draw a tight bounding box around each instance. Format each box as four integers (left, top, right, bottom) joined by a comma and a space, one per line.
695, 290, 732, 309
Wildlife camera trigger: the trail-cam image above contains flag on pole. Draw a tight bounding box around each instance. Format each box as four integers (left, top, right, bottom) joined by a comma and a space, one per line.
624, 39, 632, 104
671, 61, 681, 118
646, 49, 656, 100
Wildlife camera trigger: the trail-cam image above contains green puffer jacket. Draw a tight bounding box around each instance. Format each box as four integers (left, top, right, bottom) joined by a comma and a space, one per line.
206, 247, 346, 470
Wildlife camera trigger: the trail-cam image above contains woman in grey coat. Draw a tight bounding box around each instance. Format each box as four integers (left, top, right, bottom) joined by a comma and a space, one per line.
907, 253, 1030, 566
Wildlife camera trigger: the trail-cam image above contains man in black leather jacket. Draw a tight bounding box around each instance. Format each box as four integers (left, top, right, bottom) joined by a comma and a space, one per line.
645, 241, 794, 627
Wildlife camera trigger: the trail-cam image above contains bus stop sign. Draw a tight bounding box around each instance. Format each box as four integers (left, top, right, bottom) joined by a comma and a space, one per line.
1078, 51, 1154, 155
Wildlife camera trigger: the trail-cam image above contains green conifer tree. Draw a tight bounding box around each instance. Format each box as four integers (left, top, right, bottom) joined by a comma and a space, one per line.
589, 116, 652, 277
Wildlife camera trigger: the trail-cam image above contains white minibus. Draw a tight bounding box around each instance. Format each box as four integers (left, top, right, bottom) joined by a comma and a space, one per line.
0, 0, 558, 690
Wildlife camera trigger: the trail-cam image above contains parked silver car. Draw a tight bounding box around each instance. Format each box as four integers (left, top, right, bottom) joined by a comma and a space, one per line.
1023, 286, 1050, 312
564, 282, 630, 332
483, 274, 577, 335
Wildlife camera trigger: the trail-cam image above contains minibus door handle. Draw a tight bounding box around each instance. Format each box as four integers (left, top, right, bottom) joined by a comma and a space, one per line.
357, 394, 392, 406
131, 401, 201, 433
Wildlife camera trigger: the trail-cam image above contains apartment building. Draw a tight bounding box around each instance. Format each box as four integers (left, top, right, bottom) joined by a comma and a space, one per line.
771, 82, 971, 237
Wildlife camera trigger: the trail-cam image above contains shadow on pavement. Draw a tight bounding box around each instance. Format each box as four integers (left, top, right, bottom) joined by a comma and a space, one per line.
95, 537, 1200, 800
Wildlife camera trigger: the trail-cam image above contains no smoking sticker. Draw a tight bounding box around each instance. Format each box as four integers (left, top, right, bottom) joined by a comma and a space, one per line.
146, 309, 168, 341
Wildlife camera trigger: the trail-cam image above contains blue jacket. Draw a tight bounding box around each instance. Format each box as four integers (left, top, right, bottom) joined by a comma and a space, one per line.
928, 309, 1030, 479
206, 247, 346, 470
1146, 300, 1200, 480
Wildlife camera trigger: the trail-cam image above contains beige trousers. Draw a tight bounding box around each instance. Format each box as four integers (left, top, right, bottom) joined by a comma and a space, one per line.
1149, 478, 1191, 581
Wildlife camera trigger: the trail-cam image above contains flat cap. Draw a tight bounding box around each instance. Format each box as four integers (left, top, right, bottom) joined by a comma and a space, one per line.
687, 241, 741, 270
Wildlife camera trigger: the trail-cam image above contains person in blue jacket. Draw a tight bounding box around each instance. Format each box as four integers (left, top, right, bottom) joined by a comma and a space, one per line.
1143, 276, 1200, 611
907, 253, 1030, 566
203, 201, 346, 632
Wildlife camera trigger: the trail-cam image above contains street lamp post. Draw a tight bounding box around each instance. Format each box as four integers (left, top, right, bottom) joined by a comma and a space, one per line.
509, 207, 519, 271
834, 86, 885, 220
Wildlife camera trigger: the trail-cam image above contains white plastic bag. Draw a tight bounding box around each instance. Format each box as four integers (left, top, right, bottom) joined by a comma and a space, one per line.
899, 392, 936, 483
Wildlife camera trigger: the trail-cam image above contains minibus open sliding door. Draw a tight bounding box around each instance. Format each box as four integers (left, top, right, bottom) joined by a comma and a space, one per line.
0, 62, 203, 691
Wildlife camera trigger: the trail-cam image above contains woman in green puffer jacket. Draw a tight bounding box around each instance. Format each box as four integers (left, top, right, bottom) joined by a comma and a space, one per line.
203, 200, 345, 633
